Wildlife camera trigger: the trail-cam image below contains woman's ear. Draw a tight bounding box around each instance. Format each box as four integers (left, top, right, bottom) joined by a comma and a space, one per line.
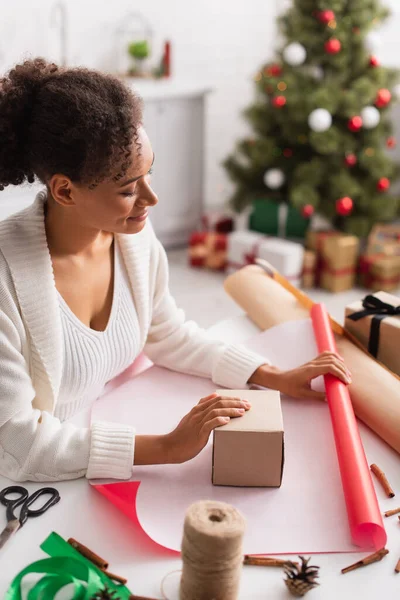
48, 174, 75, 207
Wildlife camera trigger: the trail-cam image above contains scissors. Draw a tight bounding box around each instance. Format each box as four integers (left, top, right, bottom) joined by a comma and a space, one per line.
0, 485, 60, 550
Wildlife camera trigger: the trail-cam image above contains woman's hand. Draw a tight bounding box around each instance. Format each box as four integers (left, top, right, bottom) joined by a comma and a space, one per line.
163, 393, 250, 464
249, 351, 352, 400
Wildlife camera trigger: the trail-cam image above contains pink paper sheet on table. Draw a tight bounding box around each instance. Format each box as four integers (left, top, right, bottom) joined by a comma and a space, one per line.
90, 319, 387, 555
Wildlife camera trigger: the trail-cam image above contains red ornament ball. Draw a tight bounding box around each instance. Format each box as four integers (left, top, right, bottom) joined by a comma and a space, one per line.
270, 64, 283, 77
369, 55, 380, 68
325, 39, 341, 54
377, 177, 390, 192
302, 204, 315, 218
318, 10, 335, 24
272, 95, 287, 108
336, 197, 353, 216
375, 88, 391, 108
386, 136, 397, 149
344, 153, 357, 167
348, 116, 363, 132
283, 148, 293, 158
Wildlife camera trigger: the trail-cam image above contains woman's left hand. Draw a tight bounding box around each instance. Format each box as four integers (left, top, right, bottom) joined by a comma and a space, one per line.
249, 351, 352, 400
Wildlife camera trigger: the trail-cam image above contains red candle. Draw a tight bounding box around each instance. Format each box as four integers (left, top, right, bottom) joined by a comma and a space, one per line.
310, 304, 386, 550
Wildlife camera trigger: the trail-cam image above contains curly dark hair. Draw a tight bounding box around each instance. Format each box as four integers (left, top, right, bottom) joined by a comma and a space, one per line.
0, 57, 143, 191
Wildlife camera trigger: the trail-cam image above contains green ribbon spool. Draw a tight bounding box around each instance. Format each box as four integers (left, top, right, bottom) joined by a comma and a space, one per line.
5, 532, 133, 600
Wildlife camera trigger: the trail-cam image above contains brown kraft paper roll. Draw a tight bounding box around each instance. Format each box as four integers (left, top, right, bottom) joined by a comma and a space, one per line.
224, 265, 400, 455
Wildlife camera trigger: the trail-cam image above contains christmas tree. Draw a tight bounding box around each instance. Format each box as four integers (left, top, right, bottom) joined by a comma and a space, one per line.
224, 0, 400, 237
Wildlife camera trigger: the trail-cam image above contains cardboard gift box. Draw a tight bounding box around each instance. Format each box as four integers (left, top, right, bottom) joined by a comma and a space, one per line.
306, 231, 360, 293
249, 198, 310, 238
302, 249, 317, 289
358, 253, 400, 292
212, 389, 284, 487
227, 232, 304, 285
345, 292, 400, 377
367, 224, 400, 257
188, 232, 227, 270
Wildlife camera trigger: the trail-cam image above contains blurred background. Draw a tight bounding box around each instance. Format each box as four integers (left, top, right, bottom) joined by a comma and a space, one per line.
0, 0, 399, 329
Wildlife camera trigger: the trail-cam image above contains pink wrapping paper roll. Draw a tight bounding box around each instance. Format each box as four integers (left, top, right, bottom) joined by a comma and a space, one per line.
311, 303, 386, 550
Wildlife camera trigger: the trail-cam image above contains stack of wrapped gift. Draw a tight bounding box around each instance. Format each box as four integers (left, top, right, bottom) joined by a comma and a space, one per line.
188, 232, 228, 270
306, 231, 360, 293
227, 231, 304, 286
345, 292, 400, 377
358, 254, 400, 292
367, 224, 400, 256
358, 224, 400, 292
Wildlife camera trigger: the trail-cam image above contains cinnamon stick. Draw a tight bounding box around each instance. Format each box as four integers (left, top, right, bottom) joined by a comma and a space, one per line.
244, 555, 299, 568
102, 569, 127, 585
395, 559, 400, 574
68, 538, 109, 570
384, 507, 400, 517
341, 548, 389, 574
129, 596, 161, 600
370, 464, 395, 498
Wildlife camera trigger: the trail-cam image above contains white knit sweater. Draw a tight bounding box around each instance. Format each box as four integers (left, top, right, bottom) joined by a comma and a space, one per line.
55, 239, 140, 421
0, 192, 267, 483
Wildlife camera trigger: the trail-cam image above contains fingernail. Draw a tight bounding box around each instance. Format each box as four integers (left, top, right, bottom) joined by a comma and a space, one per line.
238, 409, 245, 414
223, 417, 230, 422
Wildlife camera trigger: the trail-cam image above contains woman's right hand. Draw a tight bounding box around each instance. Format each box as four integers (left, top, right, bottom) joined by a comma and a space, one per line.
163, 393, 250, 464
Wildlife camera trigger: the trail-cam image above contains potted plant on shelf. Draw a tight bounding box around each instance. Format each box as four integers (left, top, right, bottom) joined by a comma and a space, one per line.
128, 40, 150, 76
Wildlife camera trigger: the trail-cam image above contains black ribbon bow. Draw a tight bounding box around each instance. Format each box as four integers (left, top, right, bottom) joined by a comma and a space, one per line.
348, 294, 400, 358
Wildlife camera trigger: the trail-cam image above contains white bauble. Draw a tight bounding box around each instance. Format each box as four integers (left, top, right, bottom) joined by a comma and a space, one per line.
264, 168, 285, 189
365, 32, 381, 52
393, 83, 400, 100
308, 108, 332, 132
361, 106, 381, 129
283, 42, 307, 66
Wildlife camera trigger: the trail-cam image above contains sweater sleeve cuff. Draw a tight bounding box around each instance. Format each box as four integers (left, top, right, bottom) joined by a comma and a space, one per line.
86, 421, 135, 480
212, 344, 269, 390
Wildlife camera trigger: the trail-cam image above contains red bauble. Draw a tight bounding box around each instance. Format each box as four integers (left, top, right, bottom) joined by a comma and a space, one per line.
375, 88, 391, 108
369, 55, 380, 68
264, 64, 283, 77
272, 95, 287, 108
283, 148, 293, 158
348, 116, 363, 132
325, 39, 341, 54
386, 136, 397, 149
318, 10, 335, 24
270, 64, 282, 77
344, 153, 357, 167
377, 177, 390, 192
336, 197, 353, 216
302, 204, 315, 218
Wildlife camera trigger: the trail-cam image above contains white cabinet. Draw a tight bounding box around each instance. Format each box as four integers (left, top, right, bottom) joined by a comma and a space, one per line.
0, 81, 211, 249
133, 80, 211, 247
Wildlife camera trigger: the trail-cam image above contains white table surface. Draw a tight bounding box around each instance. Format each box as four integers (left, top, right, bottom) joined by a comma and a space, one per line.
0, 313, 399, 599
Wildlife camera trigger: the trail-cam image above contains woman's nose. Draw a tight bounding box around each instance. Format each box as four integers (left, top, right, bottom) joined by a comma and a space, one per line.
138, 177, 158, 207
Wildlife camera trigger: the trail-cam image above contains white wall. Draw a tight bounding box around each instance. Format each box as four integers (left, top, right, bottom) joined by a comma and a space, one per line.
1, 0, 400, 208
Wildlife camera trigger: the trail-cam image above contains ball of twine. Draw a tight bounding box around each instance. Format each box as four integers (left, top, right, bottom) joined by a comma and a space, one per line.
180, 500, 246, 600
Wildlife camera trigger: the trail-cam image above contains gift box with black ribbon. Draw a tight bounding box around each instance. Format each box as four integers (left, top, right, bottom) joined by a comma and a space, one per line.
345, 292, 400, 377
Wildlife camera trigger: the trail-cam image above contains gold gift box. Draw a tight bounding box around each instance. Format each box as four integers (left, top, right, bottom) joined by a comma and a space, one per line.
345, 291, 400, 377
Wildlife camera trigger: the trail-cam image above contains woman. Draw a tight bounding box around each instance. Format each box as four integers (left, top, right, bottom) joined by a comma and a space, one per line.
0, 59, 351, 483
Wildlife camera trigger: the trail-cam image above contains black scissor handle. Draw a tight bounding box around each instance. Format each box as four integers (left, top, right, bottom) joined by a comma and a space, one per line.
19, 487, 61, 526
0, 486, 29, 522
